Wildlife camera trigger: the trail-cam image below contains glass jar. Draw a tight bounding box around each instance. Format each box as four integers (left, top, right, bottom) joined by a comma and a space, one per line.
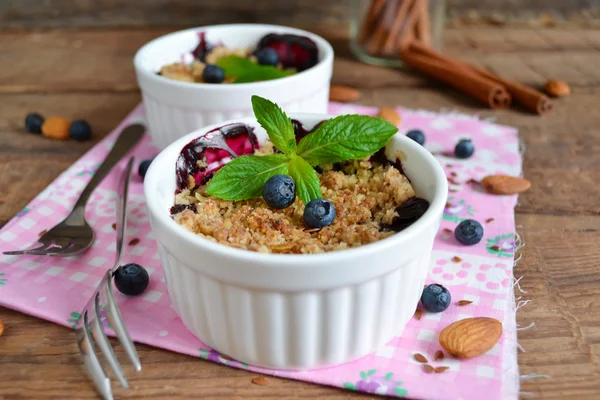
349, 0, 446, 67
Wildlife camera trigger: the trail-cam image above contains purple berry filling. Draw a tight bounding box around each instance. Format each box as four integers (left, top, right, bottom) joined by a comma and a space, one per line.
175, 123, 258, 191
256, 33, 319, 71
192, 32, 213, 62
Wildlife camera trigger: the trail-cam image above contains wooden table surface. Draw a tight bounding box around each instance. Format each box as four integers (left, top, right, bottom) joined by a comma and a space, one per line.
1, 26, 600, 399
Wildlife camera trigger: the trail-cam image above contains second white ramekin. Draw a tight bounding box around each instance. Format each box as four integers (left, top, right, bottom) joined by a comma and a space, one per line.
134, 24, 334, 149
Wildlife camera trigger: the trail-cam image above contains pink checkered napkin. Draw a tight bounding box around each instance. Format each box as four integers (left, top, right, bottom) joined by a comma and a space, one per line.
0, 103, 521, 400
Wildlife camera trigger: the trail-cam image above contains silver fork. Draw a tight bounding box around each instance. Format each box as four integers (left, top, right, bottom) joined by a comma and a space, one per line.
3, 123, 145, 257
76, 157, 141, 400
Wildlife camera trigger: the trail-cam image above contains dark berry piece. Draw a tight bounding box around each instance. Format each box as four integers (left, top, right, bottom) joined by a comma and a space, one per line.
138, 159, 153, 179
202, 65, 225, 83
421, 284, 451, 312
256, 48, 279, 66
304, 199, 336, 228
454, 139, 475, 159
406, 129, 425, 146
256, 33, 318, 71
454, 219, 484, 245
386, 197, 430, 232
263, 175, 296, 209
170, 204, 196, 215
175, 123, 258, 191
192, 32, 213, 62
25, 113, 44, 134
113, 263, 149, 296
69, 120, 92, 141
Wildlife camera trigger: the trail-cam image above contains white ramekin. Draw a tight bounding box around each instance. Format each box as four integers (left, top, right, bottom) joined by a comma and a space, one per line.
144, 114, 448, 369
134, 24, 334, 150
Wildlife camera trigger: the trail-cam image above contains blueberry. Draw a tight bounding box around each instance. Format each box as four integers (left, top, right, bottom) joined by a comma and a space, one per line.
202, 65, 225, 83
69, 120, 92, 141
25, 113, 44, 134
454, 139, 474, 159
304, 198, 336, 228
421, 284, 451, 313
263, 174, 296, 209
406, 129, 425, 146
138, 159, 153, 179
454, 219, 484, 245
256, 48, 279, 66
113, 263, 149, 296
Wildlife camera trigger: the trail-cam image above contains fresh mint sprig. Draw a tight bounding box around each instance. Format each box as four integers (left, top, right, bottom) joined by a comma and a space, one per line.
216, 56, 294, 84
205, 95, 398, 204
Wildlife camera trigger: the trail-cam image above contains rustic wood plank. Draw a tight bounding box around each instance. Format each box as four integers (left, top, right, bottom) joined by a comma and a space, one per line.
1, 26, 600, 399
0, 308, 364, 399
515, 214, 600, 399
0, 93, 141, 224
0, 0, 595, 29
2, 215, 599, 398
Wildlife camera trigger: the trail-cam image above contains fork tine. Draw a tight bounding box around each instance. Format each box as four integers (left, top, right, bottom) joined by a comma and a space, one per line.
76, 311, 114, 400
91, 293, 129, 388
2, 243, 52, 256
103, 270, 142, 371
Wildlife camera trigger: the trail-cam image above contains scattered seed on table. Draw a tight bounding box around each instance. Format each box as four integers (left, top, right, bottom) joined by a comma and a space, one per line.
435, 366, 449, 373
38, 229, 47, 237
443, 228, 452, 233
252, 376, 269, 385
490, 245, 500, 251
457, 300, 473, 306
486, 218, 495, 223
414, 309, 423, 320
450, 172, 458, 177
467, 178, 480, 185
452, 256, 462, 263
414, 353, 428, 363
128, 238, 140, 246
434, 350, 444, 361
423, 364, 435, 373
111, 223, 117, 230
304, 227, 321, 233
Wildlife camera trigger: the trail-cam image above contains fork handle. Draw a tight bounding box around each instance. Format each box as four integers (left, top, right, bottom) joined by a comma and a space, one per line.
73, 124, 145, 211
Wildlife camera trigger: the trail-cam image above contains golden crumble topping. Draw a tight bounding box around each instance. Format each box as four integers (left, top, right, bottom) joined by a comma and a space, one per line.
173, 146, 416, 254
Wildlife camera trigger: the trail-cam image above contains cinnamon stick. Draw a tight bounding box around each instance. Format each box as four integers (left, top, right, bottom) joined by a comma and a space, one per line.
415, 0, 432, 46
356, 0, 387, 45
365, 1, 399, 55
380, 0, 416, 55
406, 41, 552, 114
401, 50, 512, 109
396, 0, 420, 52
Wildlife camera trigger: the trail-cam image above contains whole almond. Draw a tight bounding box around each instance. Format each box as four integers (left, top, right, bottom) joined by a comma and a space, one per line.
481, 175, 531, 195
439, 317, 502, 359
544, 80, 570, 97
329, 85, 361, 103
377, 107, 402, 126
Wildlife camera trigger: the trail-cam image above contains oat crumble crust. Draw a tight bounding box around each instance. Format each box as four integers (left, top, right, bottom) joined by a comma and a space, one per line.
173, 142, 417, 254
159, 46, 248, 83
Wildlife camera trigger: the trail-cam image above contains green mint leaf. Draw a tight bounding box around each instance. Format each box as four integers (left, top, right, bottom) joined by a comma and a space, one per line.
251, 95, 297, 156
288, 156, 321, 204
297, 115, 398, 166
206, 154, 289, 201
216, 56, 294, 84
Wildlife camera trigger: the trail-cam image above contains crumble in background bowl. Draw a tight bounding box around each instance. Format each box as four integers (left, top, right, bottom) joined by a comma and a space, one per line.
134, 24, 334, 150
143, 114, 448, 369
